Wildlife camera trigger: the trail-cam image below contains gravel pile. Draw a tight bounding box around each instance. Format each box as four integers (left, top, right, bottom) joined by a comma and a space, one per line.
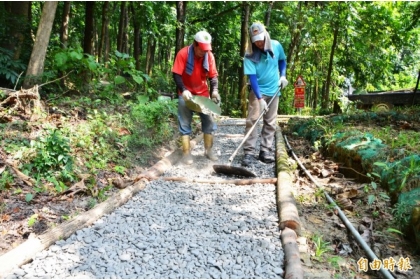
8, 117, 284, 279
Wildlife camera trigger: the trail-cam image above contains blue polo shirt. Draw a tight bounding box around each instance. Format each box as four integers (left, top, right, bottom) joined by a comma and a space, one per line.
244, 40, 286, 97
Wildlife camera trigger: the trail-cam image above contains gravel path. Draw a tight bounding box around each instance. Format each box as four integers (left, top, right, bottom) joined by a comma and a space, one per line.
8, 117, 285, 279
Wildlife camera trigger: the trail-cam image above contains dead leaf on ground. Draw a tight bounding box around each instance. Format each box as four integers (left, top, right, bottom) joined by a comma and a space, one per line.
118, 127, 131, 136
1, 214, 10, 222
308, 215, 323, 224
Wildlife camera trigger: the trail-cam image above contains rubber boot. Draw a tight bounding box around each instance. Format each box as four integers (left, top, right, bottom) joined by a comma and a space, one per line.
181, 135, 193, 165
204, 133, 218, 161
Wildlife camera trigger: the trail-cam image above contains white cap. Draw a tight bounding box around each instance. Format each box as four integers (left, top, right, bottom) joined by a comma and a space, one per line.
194, 31, 212, 51
249, 23, 266, 43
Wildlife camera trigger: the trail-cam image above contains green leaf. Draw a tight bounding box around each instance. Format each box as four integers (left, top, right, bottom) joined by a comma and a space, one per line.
28, 214, 38, 227
367, 194, 375, 205
69, 51, 83, 60
88, 61, 97, 71
136, 95, 149, 104
25, 193, 33, 203
387, 228, 403, 235
132, 75, 144, 85
371, 181, 377, 190
373, 162, 388, 167
54, 52, 68, 67
114, 75, 126, 85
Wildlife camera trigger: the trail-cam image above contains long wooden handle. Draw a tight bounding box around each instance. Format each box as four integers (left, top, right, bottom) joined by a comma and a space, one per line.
228, 87, 280, 163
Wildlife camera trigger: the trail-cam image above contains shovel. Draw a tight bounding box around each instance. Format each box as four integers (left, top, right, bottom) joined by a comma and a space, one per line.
213, 87, 280, 177
185, 95, 222, 116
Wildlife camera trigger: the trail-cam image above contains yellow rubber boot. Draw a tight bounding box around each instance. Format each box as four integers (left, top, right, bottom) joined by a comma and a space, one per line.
181, 135, 193, 165
204, 134, 218, 161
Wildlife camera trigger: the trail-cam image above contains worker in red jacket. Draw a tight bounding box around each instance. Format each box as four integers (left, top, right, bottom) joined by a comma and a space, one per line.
172, 31, 220, 165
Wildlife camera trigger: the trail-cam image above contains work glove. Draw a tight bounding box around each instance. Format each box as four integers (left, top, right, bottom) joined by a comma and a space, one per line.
211, 91, 221, 105
259, 98, 268, 114
279, 76, 288, 89
182, 90, 192, 101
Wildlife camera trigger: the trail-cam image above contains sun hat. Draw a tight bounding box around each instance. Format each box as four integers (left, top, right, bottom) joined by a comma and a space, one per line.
249, 22, 266, 43
194, 31, 212, 51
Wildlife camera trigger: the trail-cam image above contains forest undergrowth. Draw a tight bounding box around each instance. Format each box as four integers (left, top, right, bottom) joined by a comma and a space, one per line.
1, 88, 420, 278
281, 106, 420, 279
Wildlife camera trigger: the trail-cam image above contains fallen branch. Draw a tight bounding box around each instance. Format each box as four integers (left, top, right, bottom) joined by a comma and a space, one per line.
162, 177, 277, 185
5, 159, 36, 187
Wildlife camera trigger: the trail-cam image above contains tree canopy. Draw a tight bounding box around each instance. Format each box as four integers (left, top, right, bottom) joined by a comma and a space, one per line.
0, 1, 419, 115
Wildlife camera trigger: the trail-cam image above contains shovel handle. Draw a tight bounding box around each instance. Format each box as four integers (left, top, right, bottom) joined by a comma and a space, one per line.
228, 87, 280, 163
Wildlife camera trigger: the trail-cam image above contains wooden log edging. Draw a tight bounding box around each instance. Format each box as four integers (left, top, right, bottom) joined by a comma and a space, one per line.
0, 134, 203, 279
275, 127, 301, 235
275, 127, 303, 279
163, 177, 277, 185
281, 227, 304, 279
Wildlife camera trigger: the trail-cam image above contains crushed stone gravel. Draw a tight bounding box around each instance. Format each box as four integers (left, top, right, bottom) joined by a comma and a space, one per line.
7, 117, 285, 279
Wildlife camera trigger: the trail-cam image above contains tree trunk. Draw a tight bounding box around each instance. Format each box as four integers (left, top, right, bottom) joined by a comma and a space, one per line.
130, 2, 141, 70
98, 1, 109, 63
323, 20, 339, 110
2, 1, 31, 61
146, 37, 156, 76
23, 1, 58, 89
83, 2, 95, 55
264, 1, 274, 27
117, 1, 126, 53
175, 1, 187, 56
104, 2, 116, 63
60, 1, 71, 49
123, 6, 129, 54
239, 1, 250, 118
287, 2, 303, 66
166, 36, 172, 73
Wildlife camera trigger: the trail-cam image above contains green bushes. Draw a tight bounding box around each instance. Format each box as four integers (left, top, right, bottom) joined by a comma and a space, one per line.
22, 129, 75, 192
126, 98, 178, 161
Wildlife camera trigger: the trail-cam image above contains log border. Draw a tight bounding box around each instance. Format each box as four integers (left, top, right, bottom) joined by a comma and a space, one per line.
275, 127, 304, 279
0, 135, 203, 278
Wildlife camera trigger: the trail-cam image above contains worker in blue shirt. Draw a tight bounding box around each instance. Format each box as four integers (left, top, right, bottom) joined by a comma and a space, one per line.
242, 22, 288, 167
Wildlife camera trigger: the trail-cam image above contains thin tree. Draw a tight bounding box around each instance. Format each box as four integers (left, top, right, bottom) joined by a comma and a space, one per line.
322, 3, 342, 110
287, 2, 304, 68
60, 2, 71, 49
83, 2, 95, 55
264, 1, 274, 27
175, 1, 187, 56
130, 2, 141, 70
322, 21, 339, 110
98, 1, 109, 63
23, 1, 58, 89
239, 1, 250, 117
145, 36, 156, 76
117, 1, 127, 53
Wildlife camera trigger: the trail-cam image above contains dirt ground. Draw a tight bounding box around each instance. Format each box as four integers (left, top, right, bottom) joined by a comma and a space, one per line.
1, 115, 420, 279
281, 119, 420, 279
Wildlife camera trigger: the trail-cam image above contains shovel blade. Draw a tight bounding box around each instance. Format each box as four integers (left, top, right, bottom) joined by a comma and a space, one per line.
213, 165, 257, 178
185, 95, 221, 115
